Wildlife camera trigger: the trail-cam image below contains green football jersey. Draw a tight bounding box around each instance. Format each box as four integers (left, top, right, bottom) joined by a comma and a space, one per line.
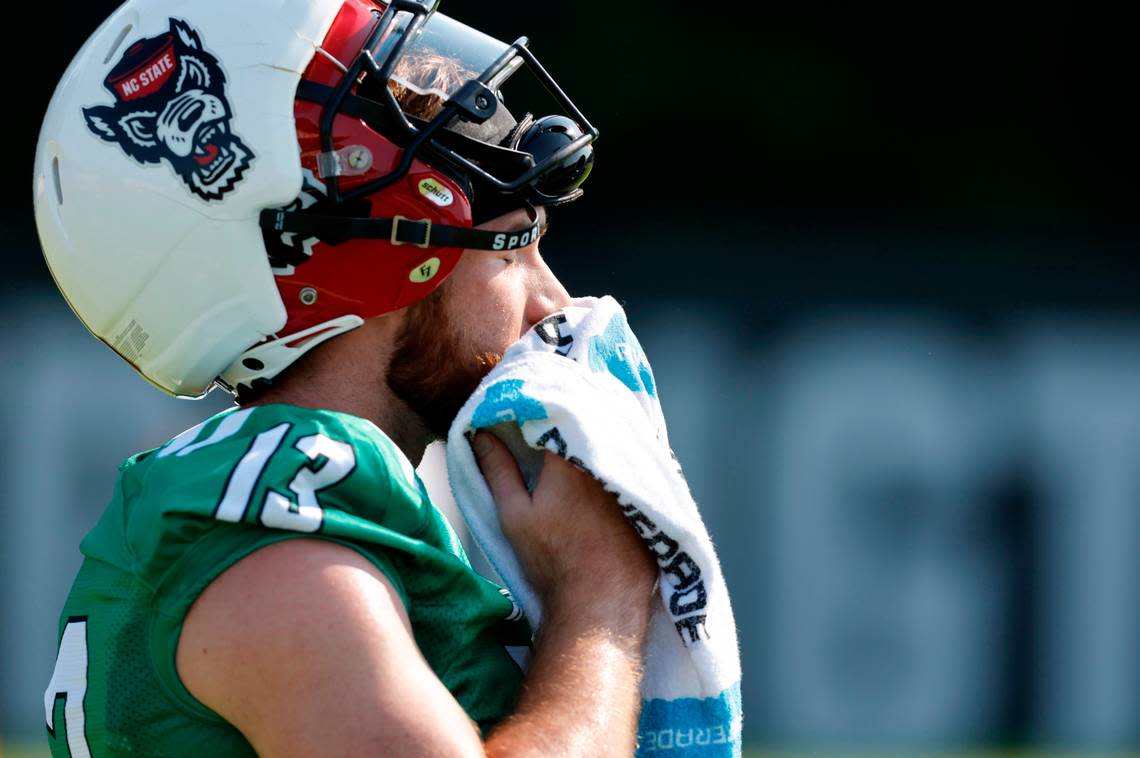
44, 403, 528, 757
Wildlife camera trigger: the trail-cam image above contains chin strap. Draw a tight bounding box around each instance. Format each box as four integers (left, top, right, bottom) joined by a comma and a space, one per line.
260, 208, 539, 263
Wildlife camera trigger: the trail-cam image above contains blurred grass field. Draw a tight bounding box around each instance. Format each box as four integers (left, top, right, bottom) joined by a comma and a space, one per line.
4, 743, 1140, 758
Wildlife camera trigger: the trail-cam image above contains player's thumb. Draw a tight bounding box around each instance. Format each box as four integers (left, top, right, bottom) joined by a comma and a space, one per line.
471, 431, 529, 511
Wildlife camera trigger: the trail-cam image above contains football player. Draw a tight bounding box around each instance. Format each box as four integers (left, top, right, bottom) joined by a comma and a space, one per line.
36, 0, 657, 755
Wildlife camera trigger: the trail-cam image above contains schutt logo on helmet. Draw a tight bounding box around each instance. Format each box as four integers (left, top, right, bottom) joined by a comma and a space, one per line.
82, 18, 254, 201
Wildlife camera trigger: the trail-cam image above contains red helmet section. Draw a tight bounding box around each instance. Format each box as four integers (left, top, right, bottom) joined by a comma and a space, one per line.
273, 0, 470, 338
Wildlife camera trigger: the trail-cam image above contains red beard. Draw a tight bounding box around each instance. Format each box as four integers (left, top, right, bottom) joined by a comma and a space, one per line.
386, 283, 502, 439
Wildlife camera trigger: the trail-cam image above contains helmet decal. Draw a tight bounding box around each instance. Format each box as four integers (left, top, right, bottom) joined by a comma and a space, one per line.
82, 18, 253, 201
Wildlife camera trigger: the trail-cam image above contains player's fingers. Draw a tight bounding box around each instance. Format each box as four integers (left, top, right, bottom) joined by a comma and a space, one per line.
471, 431, 530, 512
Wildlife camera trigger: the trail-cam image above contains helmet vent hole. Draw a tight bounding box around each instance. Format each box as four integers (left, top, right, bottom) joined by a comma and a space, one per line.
51, 156, 64, 207
242, 357, 265, 371
104, 24, 134, 64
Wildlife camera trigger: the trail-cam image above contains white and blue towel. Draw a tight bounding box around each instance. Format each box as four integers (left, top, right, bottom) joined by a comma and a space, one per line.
446, 295, 742, 756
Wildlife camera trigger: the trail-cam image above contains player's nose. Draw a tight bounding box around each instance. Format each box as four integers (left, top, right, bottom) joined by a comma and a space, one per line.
524, 255, 572, 330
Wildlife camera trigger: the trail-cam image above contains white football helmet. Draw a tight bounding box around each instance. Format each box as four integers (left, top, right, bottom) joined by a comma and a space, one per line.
34, 0, 596, 398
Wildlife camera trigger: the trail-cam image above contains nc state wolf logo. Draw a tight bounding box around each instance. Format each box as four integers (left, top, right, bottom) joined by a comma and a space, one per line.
83, 18, 253, 201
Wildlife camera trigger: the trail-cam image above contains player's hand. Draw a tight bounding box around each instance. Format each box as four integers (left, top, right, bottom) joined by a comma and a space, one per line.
472, 431, 657, 623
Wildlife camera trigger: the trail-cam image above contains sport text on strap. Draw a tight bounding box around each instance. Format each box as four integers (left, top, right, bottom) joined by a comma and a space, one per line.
261, 209, 540, 260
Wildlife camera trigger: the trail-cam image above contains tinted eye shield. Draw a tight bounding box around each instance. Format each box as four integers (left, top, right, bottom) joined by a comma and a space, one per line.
278, 1, 597, 229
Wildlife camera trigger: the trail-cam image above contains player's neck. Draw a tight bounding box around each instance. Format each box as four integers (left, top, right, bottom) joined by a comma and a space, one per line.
243, 320, 435, 466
